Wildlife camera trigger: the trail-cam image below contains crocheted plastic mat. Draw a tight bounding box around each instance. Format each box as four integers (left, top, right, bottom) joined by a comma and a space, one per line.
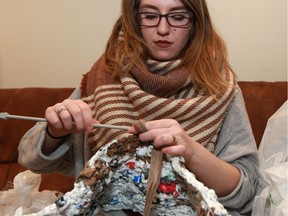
25, 135, 229, 216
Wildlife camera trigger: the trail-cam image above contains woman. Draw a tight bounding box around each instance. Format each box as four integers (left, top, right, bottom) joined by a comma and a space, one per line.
19, 0, 262, 215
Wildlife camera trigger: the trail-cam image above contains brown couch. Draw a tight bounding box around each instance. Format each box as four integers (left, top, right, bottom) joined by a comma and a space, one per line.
0, 82, 287, 194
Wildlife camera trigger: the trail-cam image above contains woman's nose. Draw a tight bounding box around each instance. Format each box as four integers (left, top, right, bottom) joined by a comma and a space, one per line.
156, 17, 170, 36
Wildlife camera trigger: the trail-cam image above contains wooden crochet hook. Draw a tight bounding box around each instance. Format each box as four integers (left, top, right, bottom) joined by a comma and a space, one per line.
0, 112, 129, 131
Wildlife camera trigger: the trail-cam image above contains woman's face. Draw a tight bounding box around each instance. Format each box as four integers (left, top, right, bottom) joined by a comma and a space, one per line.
138, 0, 192, 61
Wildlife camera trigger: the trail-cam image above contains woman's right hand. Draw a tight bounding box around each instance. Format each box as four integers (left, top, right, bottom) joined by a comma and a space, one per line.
45, 99, 94, 138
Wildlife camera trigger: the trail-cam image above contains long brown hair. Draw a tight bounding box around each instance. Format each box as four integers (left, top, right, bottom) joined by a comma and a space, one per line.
104, 0, 235, 97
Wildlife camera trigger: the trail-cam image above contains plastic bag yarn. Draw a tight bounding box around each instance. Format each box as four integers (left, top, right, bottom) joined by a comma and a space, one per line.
0, 170, 61, 216
20, 136, 228, 216
252, 101, 288, 216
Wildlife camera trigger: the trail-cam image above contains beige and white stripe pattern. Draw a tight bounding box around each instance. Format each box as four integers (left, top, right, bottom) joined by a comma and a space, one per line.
147, 59, 182, 75
81, 58, 236, 153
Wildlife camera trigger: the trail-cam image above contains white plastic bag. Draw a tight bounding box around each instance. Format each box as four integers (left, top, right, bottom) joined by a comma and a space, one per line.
0, 170, 62, 216
252, 101, 288, 216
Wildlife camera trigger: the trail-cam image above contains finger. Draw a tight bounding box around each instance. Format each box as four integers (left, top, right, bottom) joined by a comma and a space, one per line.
63, 100, 93, 132
144, 119, 179, 130
128, 122, 148, 134
76, 100, 93, 132
139, 128, 176, 143
60, 100, 84, 131
56, 104, 74, 130
45, 104, 64, 129
162, 144, 186, 157
56, 106, 67, 116
153, 134, 175, 148
127, 125, 139, 134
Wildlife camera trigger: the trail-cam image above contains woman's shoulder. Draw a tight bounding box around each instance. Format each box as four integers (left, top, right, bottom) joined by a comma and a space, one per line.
80, 55, 118, 97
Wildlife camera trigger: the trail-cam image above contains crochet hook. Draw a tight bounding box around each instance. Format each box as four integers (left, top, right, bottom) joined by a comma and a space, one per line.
0, 112, 129, 131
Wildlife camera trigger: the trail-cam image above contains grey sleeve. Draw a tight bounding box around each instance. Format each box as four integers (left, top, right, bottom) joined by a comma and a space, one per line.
214, 87, 263, 215
18, 87, 86, 176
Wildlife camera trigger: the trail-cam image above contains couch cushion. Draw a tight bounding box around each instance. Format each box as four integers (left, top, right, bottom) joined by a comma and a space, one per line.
1, 162, 74, 193
0, 88, 75, 193
238, 81, 287, 147
0, 88, 74, 164
0, 164, 11, 190
39, 172, 75, 193
7, 163, 75, 193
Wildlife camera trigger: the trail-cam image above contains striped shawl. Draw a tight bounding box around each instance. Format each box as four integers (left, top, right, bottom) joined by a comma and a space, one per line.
81, 56, 236, 154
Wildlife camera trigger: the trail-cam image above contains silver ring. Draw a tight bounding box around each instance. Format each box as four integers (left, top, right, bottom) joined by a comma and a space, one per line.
57, 107, 67, 115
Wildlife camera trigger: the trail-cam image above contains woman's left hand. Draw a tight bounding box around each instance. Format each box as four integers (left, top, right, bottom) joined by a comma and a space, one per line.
129, 119, 241, 197
128, 119, 196, 164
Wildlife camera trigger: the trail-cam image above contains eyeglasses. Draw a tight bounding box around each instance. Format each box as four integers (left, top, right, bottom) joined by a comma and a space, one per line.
136, 12, 193, 28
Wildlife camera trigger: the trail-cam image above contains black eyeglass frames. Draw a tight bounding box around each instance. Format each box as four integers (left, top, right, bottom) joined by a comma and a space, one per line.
136, 12, 193, 28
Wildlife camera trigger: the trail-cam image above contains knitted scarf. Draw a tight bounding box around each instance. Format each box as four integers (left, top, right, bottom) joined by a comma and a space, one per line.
81, 55, 236, 154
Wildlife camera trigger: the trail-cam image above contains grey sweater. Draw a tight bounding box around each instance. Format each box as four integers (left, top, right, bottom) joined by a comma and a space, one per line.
18, 86, 263, 215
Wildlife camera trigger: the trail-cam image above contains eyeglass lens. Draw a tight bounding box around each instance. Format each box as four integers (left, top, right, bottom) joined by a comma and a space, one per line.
137, 12, 192, 27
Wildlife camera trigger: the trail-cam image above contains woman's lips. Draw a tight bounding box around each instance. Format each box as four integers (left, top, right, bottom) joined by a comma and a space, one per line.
155, 40, 172, 48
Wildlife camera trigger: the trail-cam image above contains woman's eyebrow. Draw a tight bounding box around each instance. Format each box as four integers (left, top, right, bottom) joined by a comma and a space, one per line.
140, 4, 187, 12
140, 4, 158, 11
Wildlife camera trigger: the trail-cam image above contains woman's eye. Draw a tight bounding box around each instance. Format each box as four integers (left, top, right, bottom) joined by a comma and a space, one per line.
145, 14, 158, 20
170, 14, 186, 21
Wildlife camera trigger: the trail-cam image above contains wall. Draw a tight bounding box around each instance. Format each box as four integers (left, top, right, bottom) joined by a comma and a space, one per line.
207, 0, 287, 82
0, 0, 287, 88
